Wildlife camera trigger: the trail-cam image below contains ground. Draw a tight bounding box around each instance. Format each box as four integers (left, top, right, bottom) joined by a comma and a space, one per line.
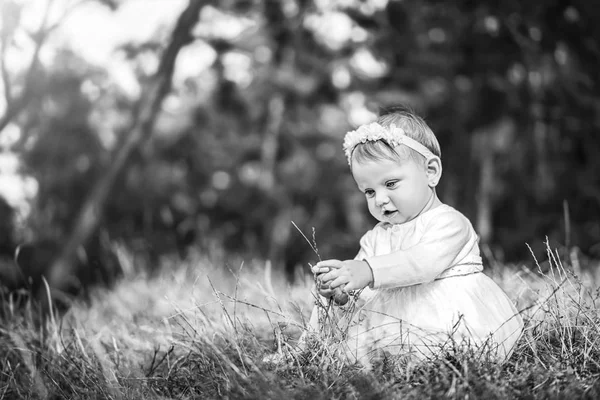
1, 243, 600, 399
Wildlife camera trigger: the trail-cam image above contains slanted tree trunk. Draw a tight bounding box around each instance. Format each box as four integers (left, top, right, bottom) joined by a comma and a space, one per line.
41, 0, 211, 304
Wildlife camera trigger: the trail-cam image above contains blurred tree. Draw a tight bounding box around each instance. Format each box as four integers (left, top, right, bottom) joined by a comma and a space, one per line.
100, 0, 600, 269
19, 49, 107, 238
3, 0, 600, 294
43, 0, 212, 299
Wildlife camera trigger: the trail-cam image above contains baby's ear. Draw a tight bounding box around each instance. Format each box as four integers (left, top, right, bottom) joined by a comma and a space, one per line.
426, 156, 442, 187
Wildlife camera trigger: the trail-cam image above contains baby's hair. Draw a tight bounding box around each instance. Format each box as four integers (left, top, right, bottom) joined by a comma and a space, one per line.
351, 105, 441, 166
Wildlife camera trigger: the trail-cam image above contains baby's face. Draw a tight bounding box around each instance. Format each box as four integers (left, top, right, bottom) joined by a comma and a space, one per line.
352, 157, 433, 224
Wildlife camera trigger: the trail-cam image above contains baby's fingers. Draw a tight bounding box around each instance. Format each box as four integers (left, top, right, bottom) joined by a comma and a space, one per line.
315, 259, 343, 271
314, 259, 343, 277
328, 275, 350, 290
311, 265, 330, 275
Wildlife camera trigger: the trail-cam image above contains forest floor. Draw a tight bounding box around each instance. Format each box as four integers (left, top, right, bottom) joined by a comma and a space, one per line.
1, 241, 600, 399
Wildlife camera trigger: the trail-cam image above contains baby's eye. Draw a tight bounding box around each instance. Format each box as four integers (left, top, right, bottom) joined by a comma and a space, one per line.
385, 180, 399, 189
364, 189, 375, 198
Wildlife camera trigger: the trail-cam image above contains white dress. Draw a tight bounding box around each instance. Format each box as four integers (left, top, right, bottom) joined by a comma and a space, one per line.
310, 204, 523, 365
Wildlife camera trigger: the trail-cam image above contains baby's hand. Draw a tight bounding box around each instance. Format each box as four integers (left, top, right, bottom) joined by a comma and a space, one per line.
313, 264, 349, 305
314, 259, 373, 292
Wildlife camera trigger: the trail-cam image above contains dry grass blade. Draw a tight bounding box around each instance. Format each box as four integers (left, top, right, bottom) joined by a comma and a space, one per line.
291, 221, 321, 262
207, 277, 249, 375
6, 330, 48, 399
89, 338, 123, 400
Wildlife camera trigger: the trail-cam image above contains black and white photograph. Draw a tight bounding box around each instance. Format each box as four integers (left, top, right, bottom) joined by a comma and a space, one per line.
0, 0, 599, 398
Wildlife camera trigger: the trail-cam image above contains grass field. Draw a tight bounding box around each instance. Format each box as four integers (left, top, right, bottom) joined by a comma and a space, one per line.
1, 241, 600, 399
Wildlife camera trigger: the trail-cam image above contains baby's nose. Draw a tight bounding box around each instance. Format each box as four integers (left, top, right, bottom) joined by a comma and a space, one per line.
375, 192, 389, 206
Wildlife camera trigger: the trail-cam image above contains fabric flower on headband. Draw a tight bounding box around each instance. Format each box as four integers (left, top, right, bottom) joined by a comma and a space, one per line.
343, 122, 435, 165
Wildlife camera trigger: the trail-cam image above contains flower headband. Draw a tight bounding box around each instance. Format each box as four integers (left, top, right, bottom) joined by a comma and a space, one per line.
342, 122, 436, 165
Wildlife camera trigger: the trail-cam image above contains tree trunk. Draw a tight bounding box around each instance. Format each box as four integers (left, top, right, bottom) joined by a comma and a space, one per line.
41, 0, 210, 303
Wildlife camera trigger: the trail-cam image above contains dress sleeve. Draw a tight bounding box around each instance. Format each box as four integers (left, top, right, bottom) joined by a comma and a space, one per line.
366, 211, 475, 289
354, 228, 376, 260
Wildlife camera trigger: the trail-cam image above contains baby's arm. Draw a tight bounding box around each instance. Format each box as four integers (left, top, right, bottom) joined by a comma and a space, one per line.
313, 259, 373, 292
367, 212, 474, 289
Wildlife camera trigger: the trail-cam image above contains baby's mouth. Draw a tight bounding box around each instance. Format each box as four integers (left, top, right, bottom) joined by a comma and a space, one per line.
382, 210, 397, 218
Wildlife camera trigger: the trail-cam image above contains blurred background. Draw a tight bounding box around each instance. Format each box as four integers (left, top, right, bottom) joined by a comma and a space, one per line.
0, 0, 599, 294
